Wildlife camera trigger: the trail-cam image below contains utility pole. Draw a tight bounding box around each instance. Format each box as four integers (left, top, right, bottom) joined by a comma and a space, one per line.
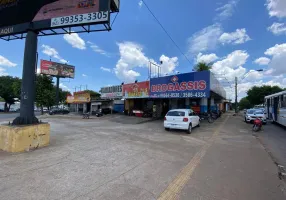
235, 77, 238, 113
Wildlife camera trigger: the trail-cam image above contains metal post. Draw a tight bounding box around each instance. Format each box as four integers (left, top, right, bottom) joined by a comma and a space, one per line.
56, 76, 60, 107
235, 77, 238, 113
13, 30, 39, 125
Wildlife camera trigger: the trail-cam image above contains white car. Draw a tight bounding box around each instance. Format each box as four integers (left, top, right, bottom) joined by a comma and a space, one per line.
164, 109, 200, 134
245, 109, 267, 124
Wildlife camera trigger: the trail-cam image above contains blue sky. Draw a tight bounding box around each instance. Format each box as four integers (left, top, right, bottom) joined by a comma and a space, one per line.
0, 0, 286, 100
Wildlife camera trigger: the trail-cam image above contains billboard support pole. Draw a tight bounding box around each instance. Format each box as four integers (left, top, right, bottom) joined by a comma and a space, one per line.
13, 30, 39, 125
56, 76, 60, 107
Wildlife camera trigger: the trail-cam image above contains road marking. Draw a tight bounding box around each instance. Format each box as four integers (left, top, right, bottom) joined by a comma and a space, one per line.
157, 115, 230, 200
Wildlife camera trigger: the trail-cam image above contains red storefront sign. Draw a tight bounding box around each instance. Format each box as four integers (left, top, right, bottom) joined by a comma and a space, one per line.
123, 81, 150, 98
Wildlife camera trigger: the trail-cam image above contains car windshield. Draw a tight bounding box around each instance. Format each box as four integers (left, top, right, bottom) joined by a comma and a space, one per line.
167, 111, 185, 116
247, 110, 255, 114
255, 111, 263, 114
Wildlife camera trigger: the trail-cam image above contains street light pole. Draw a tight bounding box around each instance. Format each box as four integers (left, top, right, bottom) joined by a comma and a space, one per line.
235, 77, 238, 113
235, 69, 263, 113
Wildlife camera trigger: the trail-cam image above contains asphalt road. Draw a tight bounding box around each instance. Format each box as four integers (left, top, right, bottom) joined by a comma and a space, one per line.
0, 113, 285, 200
0, 111, 41, 120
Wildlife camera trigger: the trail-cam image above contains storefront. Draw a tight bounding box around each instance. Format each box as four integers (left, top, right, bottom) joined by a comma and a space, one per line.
150, 71, 226, 115
67, 91, 91, 113
123, 81, 151, 116
100, 85, 124, 113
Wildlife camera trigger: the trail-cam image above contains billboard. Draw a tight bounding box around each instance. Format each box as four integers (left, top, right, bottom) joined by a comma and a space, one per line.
150, 71, 210, 98
40, 60, 75, 78
66, 91, 90, 103
0, 0, 115, 37
123, 81, 150, 99
100, 85, 122, 99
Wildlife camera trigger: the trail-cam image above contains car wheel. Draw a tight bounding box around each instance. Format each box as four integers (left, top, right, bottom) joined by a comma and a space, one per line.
187, 124, 192, 134
165, 128, 170, 131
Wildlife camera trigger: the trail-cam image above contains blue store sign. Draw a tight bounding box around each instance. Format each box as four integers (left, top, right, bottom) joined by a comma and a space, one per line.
150, 71, 210, 98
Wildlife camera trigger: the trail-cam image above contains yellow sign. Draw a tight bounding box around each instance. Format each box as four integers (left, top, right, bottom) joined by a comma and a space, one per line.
66, 92, 90, 103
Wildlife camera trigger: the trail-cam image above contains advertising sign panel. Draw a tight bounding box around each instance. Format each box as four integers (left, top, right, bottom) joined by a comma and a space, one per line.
40, 60, 75, 78
150, 71, 210, 98
0, 0, 112, 37
66, 91, 90, 103
100, 85, 122, 99
123, 81, 150, 99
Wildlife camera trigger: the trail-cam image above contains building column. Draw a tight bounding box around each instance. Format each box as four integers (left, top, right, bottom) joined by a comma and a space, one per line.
210, 97, 216, 111
200, 98, 208, 113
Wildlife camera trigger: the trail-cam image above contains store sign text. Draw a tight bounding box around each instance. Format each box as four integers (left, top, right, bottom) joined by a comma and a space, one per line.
151, 80, 206, 92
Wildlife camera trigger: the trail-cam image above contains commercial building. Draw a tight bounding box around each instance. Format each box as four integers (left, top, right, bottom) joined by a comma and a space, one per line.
67, 91, 91, 113
123, 71, 226, 117
97, 85, 124, 113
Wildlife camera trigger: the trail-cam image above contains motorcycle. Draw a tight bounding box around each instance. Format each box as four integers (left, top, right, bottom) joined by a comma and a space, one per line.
253, 117, 263, 132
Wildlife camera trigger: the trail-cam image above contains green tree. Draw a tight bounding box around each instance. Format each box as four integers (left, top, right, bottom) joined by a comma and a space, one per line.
194, 62, 212, 72
247, 85, 284, 105
239, 97, 252, 110
0, 76, 21, 112
83, 90, 100, 99
35, 75, 55, 114
58, 88, 71, 105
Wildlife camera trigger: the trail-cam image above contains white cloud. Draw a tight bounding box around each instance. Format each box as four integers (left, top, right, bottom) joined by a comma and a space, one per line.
196, 53, 218, 64
100, 67, 112, 72
114, 41, 148, 82
87, 41, 108, 56
0, 55, 17, 67
263, 43, 286, 76
219, 28, 251, 45
82, 74, 87, 77
114, 41, 178, 82
63, 33, 86, 50
138, 0, 143, 8
41, 45, 67, 63
266, 0, 286, 18
244, 70, 264, 81
265, 43, 286, 56
268, 22, 286, 35
59, 83, 71, 92
215, 0, 238, 21
254, 57, 270, 65
188, 24, 222, 53
36, 68, 41, 74
213, 50, 249, 70
0, 67, 8, 76
155, 55, 179, 75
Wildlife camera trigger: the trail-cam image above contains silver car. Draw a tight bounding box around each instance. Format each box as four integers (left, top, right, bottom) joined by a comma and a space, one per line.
245, 109, 267, 124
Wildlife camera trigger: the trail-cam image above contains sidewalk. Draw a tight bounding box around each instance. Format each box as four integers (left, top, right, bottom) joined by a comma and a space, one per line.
173, 114, 286, 200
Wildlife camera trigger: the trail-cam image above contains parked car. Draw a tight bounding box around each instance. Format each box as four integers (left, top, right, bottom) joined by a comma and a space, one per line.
164, 109, 200, 134
245, 109, 267, 124
49, 108, 70, 115
9, 108, 16, 112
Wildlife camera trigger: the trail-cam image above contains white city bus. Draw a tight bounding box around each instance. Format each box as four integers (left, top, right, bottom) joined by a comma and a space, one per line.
265, 91, 286, 126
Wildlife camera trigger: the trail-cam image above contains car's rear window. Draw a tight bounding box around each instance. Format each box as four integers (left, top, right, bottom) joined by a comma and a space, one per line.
167, 111, 185, 116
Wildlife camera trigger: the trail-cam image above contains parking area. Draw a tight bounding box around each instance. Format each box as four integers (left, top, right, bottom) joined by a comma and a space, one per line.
0, 113, 285, 200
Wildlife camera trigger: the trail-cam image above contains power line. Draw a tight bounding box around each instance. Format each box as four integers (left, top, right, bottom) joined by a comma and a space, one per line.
141, 0, 193, 67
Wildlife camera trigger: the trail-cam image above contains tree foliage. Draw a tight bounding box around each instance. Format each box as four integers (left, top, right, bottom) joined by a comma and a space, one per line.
247, 85, 284, 105
83, 90, 100, 99
0, 76, 21, 111
35, 75, 55, 113
194, 62, 212, 72
239, 97, 252, 110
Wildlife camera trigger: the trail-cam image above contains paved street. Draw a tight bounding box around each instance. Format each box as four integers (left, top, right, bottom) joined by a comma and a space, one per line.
0, 113, 285, 200
0, 112, 41, 120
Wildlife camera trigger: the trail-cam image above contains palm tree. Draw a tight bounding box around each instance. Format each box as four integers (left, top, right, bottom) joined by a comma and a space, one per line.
194, 62, 212, 72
